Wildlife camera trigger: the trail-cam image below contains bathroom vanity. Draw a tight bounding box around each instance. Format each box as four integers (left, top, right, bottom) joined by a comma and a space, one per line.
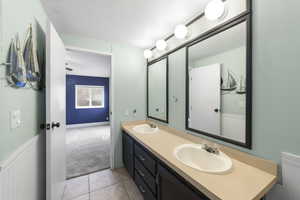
122, 121, 277, 200
123, 131, 210, 200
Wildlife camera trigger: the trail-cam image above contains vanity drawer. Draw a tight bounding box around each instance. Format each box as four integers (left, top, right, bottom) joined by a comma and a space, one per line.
135, 171, 156, 200
135, 144, 156, 175
135, 158, 157, 194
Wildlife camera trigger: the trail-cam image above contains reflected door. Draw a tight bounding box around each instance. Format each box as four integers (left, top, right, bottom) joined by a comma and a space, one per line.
189, 64, 221, 135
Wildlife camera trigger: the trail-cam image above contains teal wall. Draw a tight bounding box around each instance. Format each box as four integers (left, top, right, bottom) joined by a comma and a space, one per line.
62, 34, 147, 167
0, 0, 47, 162
154, 0, 300, 167
249, 0, 300, 163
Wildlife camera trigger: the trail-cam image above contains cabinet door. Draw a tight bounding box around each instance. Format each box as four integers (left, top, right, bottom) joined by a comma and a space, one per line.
123, 133, 134, 177
158, 164, 210, 200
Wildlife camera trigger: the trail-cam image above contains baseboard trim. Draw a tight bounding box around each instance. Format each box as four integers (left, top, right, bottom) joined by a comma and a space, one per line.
67, 122, 110, 129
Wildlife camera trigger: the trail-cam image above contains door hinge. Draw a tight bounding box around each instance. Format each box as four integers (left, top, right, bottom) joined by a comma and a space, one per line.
40, 123, 51, 130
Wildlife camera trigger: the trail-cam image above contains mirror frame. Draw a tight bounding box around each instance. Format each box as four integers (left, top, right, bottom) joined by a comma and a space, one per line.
147, 56, 169, 123
186, 15, 252, 149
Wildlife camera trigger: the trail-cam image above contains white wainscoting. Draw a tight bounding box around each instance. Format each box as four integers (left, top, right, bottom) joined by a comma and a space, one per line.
221, 113, 245, 143
0, 134, 46, 200
266, 152, 300, 200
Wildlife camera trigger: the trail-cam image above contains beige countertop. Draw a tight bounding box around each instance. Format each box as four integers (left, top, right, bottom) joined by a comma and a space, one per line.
122, 120, 277, 200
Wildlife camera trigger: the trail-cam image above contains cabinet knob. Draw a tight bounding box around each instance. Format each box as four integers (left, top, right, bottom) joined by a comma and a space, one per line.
139, 155, 146, 162
155, 173, 160, 184
138, 170, 145, 177
138, 185, 146, 193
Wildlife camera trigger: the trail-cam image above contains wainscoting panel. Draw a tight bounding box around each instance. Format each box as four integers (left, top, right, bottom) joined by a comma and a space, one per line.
0, 134, 46, 200
267, 152, 300, 200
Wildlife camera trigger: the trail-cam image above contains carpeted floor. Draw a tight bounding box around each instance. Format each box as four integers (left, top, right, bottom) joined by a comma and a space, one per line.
66, 125, 110, 179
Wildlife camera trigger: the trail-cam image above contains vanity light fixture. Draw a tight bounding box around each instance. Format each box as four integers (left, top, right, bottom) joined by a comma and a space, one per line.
205, 0, 226, 21
174, 24, 189, 39
156, 39, 167, 51
144, 49, 153, 59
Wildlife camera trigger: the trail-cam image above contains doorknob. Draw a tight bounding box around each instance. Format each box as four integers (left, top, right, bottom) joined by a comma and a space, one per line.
51, 122, 60, 129
214, 108, 220, 113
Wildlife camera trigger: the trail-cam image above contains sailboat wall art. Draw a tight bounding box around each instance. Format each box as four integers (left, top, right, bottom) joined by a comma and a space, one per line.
221, 68, 246, 95
5, 24, 42, 90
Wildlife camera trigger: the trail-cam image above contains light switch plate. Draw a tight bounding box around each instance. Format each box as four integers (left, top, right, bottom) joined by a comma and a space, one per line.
10, 110, 21, 129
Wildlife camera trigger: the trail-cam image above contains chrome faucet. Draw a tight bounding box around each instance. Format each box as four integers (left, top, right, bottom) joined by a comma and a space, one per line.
203, 144, 219, 155
149, 123, 157, 128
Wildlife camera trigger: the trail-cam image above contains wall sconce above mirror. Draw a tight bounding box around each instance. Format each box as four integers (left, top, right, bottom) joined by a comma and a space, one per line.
186, 15, 252, 148
147, 57, 169, 123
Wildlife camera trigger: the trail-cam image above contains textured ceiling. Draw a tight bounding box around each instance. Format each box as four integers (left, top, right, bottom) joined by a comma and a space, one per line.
41, 0, 211, 48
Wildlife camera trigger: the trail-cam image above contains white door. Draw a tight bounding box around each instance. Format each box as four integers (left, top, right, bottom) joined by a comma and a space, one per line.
46, 22, 66, 200
189, 64, 221, 135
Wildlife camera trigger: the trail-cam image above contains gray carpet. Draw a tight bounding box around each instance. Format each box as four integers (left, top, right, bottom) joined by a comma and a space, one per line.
66, 125, 110, 179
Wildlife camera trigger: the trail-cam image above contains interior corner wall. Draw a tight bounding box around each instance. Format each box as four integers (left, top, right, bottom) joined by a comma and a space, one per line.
62, 34, 147, 168
0, 0, 47, 199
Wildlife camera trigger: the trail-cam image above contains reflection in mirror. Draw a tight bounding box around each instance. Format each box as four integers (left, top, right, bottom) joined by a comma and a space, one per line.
187, 19, 250, 147
147, 57, 168, 122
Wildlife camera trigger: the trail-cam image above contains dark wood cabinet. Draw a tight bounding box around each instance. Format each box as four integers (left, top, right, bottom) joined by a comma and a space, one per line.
122, 132, 134, 178
135, 143, 156, 175
135, 171, 156, 200
157, 164, 210, 200
122, 131, 210, 200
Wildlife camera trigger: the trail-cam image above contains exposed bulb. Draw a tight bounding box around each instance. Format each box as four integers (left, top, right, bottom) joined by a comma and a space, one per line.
156, 39, 167, 51
143, 49, 153, 59
174, 24, 188, 39
205, 0, 226, 21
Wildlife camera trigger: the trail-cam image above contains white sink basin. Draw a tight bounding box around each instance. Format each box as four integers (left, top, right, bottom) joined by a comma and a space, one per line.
132, 124, 159, 134
174, 144, 232, 174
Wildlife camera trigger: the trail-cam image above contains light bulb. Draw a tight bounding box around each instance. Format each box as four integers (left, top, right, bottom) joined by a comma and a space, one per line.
205, 0, 226, 21
143, 49, 153, 59
155, 39, 167, 51
174, 24, 188, 39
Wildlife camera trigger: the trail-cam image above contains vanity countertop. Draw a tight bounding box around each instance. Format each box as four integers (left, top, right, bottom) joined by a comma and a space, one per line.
122, 120, 277, 200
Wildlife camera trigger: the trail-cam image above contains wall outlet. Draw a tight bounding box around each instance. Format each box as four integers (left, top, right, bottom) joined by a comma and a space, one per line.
10, 110, 21, 130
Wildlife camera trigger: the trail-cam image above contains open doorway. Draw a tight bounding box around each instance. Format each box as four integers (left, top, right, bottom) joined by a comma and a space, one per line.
65, 47, 112, 179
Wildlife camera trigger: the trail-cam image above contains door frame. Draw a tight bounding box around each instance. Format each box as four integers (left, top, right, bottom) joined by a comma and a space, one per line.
65, 46, 115, 169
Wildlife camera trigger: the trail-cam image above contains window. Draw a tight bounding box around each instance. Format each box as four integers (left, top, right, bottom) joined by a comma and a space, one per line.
75, 85, 105, 109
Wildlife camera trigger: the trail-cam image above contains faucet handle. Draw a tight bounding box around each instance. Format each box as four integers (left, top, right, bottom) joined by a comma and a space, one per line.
149, 123, 157, 128
202, 143, 219, 155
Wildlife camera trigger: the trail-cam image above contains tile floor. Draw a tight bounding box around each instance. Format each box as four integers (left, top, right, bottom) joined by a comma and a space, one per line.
66, 125, 111, 179
62, 168, 143, 200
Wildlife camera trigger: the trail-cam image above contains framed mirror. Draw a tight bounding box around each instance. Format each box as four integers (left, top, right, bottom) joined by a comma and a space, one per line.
147, 57, 169, 123
186, 15, 252, 148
